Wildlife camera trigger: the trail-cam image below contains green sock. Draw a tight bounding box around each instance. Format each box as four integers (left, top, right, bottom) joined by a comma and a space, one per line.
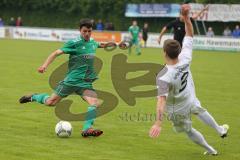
32, 93, 50, 104
83, 105, 97, 131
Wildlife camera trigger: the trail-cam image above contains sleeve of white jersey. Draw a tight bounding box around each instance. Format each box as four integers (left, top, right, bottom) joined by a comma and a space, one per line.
156, 67, 171, 97
179, 36, 193, 64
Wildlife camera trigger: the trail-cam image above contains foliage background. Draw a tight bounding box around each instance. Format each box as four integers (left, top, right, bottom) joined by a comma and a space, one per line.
0, 0, 239, 34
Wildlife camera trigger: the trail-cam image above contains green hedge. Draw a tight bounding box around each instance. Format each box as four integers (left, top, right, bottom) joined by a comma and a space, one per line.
0, 0, 239, 35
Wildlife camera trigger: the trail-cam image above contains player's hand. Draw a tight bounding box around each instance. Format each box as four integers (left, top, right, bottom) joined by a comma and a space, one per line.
149, 124, 161, 138
38, 66, 47, 73
181, 4, 191, 16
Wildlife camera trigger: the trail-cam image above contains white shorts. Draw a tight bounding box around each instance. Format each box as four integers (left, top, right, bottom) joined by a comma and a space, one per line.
167, 98, 206, 133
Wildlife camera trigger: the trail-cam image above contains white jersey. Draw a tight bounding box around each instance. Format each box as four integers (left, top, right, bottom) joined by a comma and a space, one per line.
157, 37, 196, 115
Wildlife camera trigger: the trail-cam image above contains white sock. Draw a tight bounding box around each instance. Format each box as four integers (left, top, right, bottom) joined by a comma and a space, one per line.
186, 128, 216, 153
197, 111, 224, 135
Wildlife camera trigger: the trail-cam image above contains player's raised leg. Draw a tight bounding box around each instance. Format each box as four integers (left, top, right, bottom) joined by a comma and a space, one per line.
197, 111, 229, 138
192, 99, 229, 138
19, 93, 62, 106
81, 89, 103, 137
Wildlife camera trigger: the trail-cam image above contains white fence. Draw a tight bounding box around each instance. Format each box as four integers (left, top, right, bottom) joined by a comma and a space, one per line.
122, 32, 240, 52
12, 27, 79, 41
0, 27, 5, 38
1, 27, 240, 52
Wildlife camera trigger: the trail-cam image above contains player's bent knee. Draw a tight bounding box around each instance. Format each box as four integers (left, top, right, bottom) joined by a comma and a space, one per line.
86, 98, 99, 107
45, 99, 56, 106
90, 100, 99, 107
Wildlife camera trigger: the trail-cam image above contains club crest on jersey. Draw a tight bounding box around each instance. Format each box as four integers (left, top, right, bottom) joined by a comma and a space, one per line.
81, 55, 94, 59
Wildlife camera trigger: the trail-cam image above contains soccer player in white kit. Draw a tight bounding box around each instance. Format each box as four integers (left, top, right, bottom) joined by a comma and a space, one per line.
149, 4, 229, 155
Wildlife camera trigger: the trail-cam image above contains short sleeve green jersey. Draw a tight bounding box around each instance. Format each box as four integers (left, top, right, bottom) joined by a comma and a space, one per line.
60, 35, 100, 86
128, 26, 140, 39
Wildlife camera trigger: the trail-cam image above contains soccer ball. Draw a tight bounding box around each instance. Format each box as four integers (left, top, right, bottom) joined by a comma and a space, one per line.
55, 121, 72, 138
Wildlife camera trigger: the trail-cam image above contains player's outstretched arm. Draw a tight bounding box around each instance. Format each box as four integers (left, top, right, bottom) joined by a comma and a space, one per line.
38, 49, 64, 73
149, 96, 166, 138
192, 5, 209, 20
182, 4, 194, 37
158, 26, 167, 44
178, 4, 194, 63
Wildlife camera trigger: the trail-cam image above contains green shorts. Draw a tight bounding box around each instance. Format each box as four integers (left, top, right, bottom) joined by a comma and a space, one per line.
54, 81, 95, 98
131, 38, 139, 45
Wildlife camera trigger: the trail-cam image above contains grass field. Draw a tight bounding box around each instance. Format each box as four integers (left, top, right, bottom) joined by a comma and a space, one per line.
0, 39, 240, 160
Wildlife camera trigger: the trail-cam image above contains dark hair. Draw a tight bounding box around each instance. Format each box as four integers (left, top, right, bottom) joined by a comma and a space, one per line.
79, 19, 93, 29
163, 39, 181, 59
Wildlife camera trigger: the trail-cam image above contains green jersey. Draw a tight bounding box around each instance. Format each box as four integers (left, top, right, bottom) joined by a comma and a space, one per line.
128, 25, 140, 40
60, 35, 100, 86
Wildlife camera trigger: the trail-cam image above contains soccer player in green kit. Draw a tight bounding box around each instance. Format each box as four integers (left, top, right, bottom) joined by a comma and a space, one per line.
19, 19, 108, 137
128, 20, 141, 55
